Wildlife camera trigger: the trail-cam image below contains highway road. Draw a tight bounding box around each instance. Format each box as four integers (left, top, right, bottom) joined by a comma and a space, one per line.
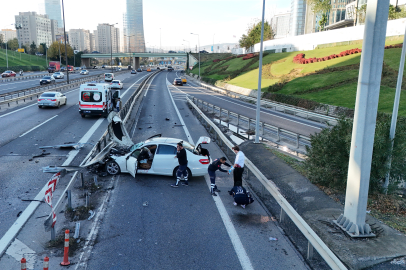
0, 70, 309, 269
0, 69, 113, 94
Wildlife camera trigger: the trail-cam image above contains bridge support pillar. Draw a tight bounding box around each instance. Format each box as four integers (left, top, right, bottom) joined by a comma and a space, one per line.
81, 58, 90, 68
132, 57, 140, 70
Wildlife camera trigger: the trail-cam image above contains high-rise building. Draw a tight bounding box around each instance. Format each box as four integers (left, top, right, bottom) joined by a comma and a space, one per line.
0, 29, 17, 42
96, 24, 120, 54
89, 33, 95, 52
124, 0, 146, 52
15, 12, 53, 47
44, 0, 63, 28
271, 12, 291, 39
290, 0, 307, 36
93, 30, 99, 52
69, 29, 91, 52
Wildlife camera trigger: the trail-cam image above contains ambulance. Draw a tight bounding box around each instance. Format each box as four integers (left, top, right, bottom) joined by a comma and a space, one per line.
79, 83, 120, 118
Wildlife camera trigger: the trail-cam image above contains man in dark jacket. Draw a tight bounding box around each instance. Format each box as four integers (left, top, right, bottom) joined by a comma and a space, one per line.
171, 142, 188, 187
208, 157, 231, 196
229, 186, 254, 209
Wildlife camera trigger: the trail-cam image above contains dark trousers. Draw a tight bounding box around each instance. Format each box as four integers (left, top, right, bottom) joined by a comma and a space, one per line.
208, 170, 217, 192
176, 164, 188, 180
233, 167, 244, 187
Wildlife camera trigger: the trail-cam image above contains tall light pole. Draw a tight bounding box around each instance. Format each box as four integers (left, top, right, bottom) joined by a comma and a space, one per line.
160, 28, 162, 52
255, 0, 266, 144
3, 24, 14, 69
191, 33, 200, 78
212, 33, 215, 53
61, 0, 70, 83
109, 23, 118, 73
183, 39, 190, 52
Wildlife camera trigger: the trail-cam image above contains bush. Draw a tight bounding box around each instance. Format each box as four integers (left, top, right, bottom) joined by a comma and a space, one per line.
263, 92, 322, 110
305, 115, 406, 193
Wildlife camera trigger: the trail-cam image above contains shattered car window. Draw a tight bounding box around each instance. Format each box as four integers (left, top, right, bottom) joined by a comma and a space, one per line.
183, 141, 198, 155
81, 91, 102, 102
129, 142, 144, 152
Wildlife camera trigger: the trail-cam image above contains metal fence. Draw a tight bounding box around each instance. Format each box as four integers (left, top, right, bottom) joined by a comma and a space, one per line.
190, 96, 311, 154
187, 96, 347, 270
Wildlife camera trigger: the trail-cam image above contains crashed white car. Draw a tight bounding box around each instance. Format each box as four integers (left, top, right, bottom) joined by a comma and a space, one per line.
83, 112, 211, 178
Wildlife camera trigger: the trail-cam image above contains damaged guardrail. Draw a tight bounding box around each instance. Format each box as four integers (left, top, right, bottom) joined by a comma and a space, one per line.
80, 71, 160, 167
186, 74, 337, 125
187, 96, 347, 270
190, 96, 311, 154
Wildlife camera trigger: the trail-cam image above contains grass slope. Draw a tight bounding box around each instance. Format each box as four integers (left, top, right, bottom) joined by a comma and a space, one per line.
0, 48, 47, 68
190, 36, 406, 115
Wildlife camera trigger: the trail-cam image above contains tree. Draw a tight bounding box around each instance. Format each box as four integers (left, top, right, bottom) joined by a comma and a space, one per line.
48, 41, 73, 61
30, 41, 37, 55
305, 0, 331, 31
239, 20, 274, 51
38, 43, 47, 54
7, 38, 19, 51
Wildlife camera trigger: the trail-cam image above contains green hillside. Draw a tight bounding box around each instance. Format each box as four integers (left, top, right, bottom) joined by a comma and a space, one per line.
0, 48, 48, 70
190, 36, 406, 115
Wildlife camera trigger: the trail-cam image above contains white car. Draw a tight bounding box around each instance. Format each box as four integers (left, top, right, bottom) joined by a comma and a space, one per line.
80, 70, 89, 75
53, 72, 64, 79
110, 80, 123, 89
83, 113, 211, 179
38, 91, 67, 108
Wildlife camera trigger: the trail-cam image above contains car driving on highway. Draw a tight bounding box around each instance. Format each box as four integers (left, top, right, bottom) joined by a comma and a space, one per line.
131, 70, 137, 74
173, 78, 183, 86
83, 114, 211, 178
80, 70, 89, 75
40, 75, 55, 85
181, 77, 187, 84
38, 92, 67, 108
137, 68, 142, 72
53, 72, 64, 79
1, 70, 16, 77
110, 80, 123, 89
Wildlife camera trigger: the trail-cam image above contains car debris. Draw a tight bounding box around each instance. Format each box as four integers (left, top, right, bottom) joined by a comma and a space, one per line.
32, 152, 50, 158
88, 210, 95, 220
42, 166, 68, 174
74, 222, 80, 239
39, 142, 85, 150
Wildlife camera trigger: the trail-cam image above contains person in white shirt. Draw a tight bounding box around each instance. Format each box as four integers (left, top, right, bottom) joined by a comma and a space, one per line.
230, 145, 245, 187
116, 98, 121, 112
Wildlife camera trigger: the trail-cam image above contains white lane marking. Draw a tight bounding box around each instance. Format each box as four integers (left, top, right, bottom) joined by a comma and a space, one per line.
6, 239, 36, 269
62, 118, 104, 166
121, 74, 150, 98
166, 73, 254, 270
19, 115, 58, 137
186, 81, 322, 130
165, 74, 194, 144
0, 104, 37, 118
144, 80, 152, 97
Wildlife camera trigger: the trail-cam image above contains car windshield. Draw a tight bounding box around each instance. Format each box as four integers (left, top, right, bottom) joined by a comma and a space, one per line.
129, 142, 144, 152
175, 79, 181, 81
41, 93, 56, 97
5, 71, 11, 73
43, 76, 51, 79
183, 141, 198, 155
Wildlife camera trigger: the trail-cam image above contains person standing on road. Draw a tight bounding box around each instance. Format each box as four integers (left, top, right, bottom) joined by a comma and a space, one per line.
116, 97, 121, 112
208, 157, 231, 196
229, 145, 245, 188
171, 142, 188, 188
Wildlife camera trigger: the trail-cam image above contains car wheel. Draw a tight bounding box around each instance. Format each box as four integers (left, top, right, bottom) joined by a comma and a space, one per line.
106, 160, 121, 175
38, 105, 42, 108
57, 102, 60, 108
81, 114, 85, 118
172, 166, 192, 178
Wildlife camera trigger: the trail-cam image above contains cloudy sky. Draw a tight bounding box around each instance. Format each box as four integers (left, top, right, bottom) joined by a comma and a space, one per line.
0, 0, 290, 50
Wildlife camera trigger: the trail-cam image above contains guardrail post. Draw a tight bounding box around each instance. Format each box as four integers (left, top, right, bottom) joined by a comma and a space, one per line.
248, 118, 251, 130
237, 114, 240, 126
81, 172, 84, 188
67, 190, 72, 209
307, 241, 314, 260
212, 104, 214, 114
276, 128, 281, 142
261, 122, 264, 137
227, 110, 230, 128
219, 108, 222, 125
280, 207, 287, 223
296, 134, 300, 148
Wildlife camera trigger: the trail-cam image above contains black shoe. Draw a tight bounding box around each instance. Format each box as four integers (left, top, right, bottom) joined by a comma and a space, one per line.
211, 192, 217, 196
171, 184, 179, 188
214, 188, 221, 192
181, 181, 188, 186
228, 190, 232, 195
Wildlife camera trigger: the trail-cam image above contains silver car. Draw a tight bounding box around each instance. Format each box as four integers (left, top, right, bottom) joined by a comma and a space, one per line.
110, 80, 123, 89
38, 92, 67, 108
53, 72, 64, 79
80, 70, 89, 75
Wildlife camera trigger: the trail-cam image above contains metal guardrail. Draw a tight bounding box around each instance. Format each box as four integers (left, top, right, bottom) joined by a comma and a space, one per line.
186, 75, 337, 125
0, 73, 46, 83
187, 96, 347, 270
190, 96, 310, 153
80, 71, 160, 167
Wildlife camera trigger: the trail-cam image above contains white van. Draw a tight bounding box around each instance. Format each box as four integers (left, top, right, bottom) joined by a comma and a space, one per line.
79, 83, 120, 118
104, 73, 114, 82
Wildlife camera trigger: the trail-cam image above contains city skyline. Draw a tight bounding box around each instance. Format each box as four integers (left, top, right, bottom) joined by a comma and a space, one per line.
124, 0, 146, 52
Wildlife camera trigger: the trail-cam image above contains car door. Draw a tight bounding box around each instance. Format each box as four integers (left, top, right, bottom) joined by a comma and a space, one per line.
126, 149, 141, 177
152, 144, 178, 175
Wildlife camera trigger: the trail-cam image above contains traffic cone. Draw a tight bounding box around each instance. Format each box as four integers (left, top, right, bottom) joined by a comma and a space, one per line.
60, 229, 70, 266
43, 256, 49, 270
21, 258, 26, 270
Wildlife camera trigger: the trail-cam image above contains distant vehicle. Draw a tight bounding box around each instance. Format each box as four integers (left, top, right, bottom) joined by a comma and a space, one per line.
60, 66, 66, 72
1, 70, 16, 77
79, 83, 119, 118
67, 65, 74, 73
102, 65, 106, 68
137, 68, 142, 72
80, 70, 89, 75
116, 67, 122, 72
92, 51, 100, 54
181, 77, 187, 84
40, 75, 55, 85
104, 73, 114, 82
53, 72, 64, 79
128, 65, 132, 70
131, 70, 137, 74
38, 92, 67, 108
168, 50, 176, 53
173, 78, 183, 86
110, 80, 123, 89
48, 61, 60, 73
156, 67, 160, 70
147, 68, 151, 72
199, 50, 209, 54
167, 66, 173, 71
93, 66, 98, 69
75, 67, 81, 71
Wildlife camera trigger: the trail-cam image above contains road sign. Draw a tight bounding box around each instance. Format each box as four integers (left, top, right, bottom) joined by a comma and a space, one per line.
17, 48, 24, 53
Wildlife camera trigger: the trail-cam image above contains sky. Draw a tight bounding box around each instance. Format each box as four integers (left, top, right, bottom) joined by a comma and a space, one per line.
0, 0, 290, 51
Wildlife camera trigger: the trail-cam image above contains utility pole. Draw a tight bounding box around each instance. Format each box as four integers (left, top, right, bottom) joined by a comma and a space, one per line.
62, 0, 69, 83
335, 0, 390, 237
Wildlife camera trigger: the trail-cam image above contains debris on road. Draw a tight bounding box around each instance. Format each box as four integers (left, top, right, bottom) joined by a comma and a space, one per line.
143, 201, 148, 207
165, 118, 170, 121
17, 211, 22, 217
269, 237, 278, 241
32, 152, 50, 158
42, 166, 68, 174
39, 142, 84, 150
88, 210, 95, 220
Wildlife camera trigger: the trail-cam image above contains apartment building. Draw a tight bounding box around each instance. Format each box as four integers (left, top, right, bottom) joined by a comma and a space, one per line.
96, 24, 120, 54
69, 29, 91, 52
15, 12, 53, 47
0, 29, 17, 42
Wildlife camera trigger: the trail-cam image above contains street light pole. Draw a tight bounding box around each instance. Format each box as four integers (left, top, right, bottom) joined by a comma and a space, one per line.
61, 0, 69, 83
255, 0, 266, 143
191, 33, 200, 78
